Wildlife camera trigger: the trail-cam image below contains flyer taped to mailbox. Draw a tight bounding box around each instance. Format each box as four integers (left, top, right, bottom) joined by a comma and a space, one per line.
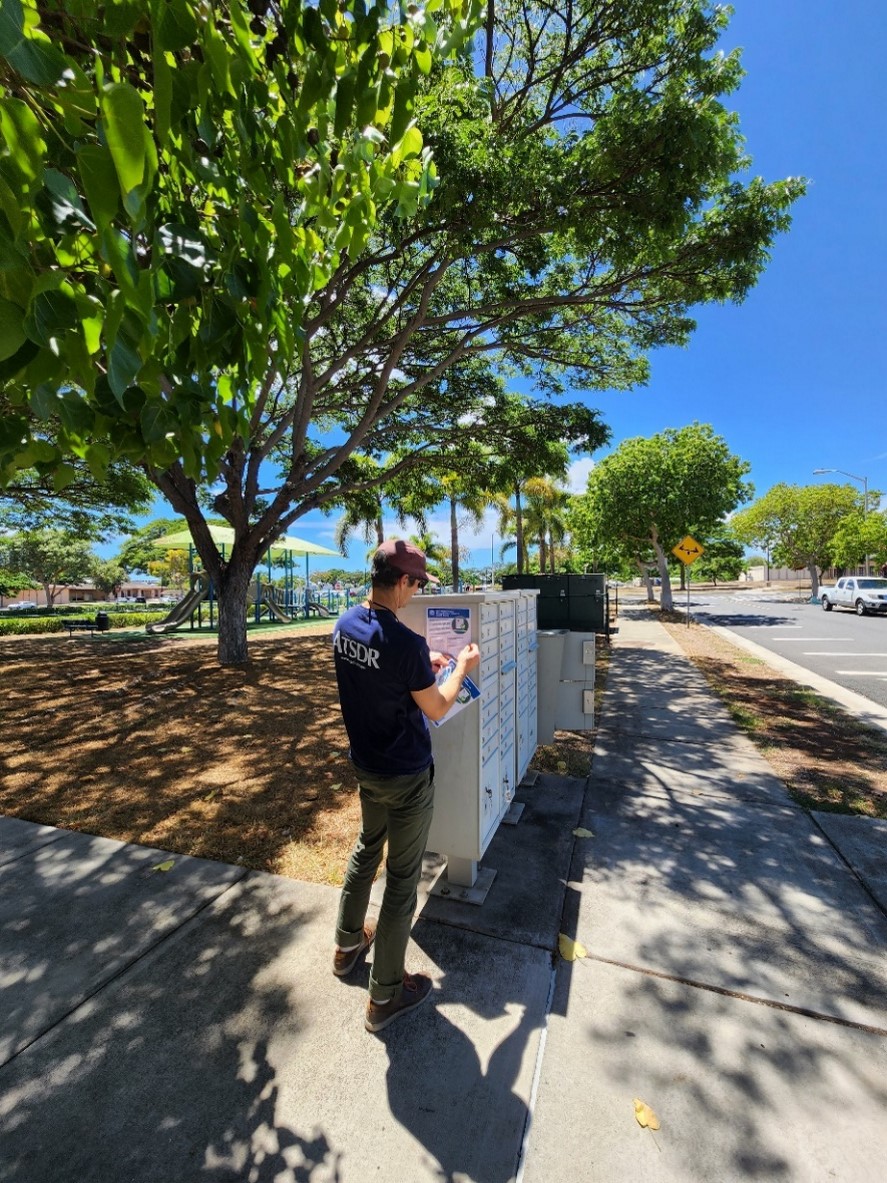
430, 657, 480, 726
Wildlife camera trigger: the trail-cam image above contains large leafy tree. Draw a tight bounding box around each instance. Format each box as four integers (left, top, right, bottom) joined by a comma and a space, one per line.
829, 509, 887, 575
690, 520, 746, 585
0, 528, 96, 608
731, 483, 869, 596
0, 395, 155, 536
115, 517, 190, 574
0, 0, 480, 660
576, 423, 752, 609
0, 0, 803, 662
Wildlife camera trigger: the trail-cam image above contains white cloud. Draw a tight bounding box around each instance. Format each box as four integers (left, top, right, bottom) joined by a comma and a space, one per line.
567, 457, 594, 493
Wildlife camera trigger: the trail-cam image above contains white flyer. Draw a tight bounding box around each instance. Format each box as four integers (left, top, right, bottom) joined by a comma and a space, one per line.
424, 606, 473, 651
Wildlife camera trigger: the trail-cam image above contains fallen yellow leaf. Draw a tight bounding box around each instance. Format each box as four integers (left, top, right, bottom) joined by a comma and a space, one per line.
572, 827, 595, 838
633, 1098, 660, 1130
151, 859, 175, 872
558, 933, 588, 961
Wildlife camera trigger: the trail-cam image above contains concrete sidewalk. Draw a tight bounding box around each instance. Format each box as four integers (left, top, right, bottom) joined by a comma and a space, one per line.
1, 605, 885, 1182
521, 605, 887, 1183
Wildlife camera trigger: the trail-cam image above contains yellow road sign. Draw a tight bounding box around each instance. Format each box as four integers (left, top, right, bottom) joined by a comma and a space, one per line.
672, 535, 705, 565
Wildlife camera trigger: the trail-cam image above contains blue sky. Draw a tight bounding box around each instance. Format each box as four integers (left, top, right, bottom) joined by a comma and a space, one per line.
126, 0, 886, 575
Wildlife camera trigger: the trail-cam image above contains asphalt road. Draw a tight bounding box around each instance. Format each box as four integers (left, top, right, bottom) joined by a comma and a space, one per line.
682, 589, 887, 711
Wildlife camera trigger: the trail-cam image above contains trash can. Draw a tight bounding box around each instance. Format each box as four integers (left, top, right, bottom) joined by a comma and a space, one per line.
536, 629, 568, 744
94, 611, 110, 632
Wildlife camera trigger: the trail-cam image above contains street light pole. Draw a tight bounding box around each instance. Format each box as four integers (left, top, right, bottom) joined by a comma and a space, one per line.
812, 467, 869, 576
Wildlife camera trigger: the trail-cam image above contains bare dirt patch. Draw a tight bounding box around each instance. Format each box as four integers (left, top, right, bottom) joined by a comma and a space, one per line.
660, 612, 887, 819
0, 622, 603, 881
0, 624, 363, 882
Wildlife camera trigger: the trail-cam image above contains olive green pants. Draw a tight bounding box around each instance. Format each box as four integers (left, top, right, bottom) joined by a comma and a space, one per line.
335, 762, 434, 1002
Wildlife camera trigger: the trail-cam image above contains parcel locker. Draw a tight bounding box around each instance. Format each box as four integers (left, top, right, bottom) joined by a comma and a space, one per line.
399, 590, 539, 889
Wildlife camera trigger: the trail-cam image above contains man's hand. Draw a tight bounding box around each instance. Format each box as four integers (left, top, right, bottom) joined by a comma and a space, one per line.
456, 642, 480, 674
429, 649, 452, 673
413, 641, 481, 722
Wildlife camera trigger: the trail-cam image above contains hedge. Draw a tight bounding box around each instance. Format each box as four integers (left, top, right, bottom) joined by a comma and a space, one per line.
0, 611, 169, 636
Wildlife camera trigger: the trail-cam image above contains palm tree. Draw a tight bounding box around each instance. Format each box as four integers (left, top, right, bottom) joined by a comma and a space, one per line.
333, 456, 419, 566
523, 479, 571, 572
408, 530, 448, 583
496, 474, 567, 573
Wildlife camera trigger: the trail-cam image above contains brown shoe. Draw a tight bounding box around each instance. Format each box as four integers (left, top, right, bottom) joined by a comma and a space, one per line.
364, 972, 433, 1033
333, 919, 377, 977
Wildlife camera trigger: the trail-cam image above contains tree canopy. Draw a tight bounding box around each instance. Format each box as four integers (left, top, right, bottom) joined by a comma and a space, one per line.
575, 423, 752, 608
0, 527, 96, 608
0, 0, 803, 661
730, 482, 876, 596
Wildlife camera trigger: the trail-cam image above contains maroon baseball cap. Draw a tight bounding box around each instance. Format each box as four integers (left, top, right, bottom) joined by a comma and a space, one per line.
376, 539, 440, 584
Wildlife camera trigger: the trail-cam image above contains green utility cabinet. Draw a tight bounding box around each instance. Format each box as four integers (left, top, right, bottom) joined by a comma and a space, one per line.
501, 573, 608, 632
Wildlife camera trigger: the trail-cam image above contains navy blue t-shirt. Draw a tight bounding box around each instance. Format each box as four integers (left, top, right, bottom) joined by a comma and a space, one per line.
332, 605, 436, 776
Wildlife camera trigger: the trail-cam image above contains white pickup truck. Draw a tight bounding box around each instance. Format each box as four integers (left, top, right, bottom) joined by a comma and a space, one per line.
819, 576, 887, 616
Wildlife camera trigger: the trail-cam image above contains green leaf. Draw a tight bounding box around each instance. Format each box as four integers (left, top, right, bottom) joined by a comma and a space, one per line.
0, 296, 25, 360
85, 442, 111, 481
23, 288, 78, 347
392, 125, 423, 167
140, 398, 177, 444
334, 69, 358, 138
157, 223, 216, 271
389, 81, 415, 147
28, 381, 58, 419
0, 0, 67, 85
77, 144, 120, 228
42, 168, 95, 232
302, 7, 328, 53
0, 97, 45, 184
0, 336, 37, 380
52, 463, 79, 492
101, 82, 149, 197
108, 331, 142, 398
156, 1, 197, 51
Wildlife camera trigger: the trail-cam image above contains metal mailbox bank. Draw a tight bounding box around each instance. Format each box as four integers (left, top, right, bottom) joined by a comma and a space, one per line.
399, 590, 539, 893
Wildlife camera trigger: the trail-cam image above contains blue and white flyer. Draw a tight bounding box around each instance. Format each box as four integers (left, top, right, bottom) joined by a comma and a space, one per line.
430, 657, 480, 727
425, 605, 473, 649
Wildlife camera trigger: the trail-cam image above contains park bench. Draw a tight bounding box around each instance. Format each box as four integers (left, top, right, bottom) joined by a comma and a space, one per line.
64, 619, 97, 636
63, 613, 111, 637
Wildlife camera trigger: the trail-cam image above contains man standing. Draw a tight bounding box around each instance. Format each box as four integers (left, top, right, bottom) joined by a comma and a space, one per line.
332, 539, 480, 1033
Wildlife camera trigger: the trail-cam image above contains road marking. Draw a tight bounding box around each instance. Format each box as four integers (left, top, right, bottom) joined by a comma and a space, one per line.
804, 652, 887, 657
772, 636, 844, 641
835, 671, 887, 678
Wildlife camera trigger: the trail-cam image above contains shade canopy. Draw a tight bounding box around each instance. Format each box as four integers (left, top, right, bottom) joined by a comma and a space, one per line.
152, 524, 340, 560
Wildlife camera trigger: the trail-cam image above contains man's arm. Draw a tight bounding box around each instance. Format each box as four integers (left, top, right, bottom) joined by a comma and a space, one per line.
412, 643, 481, 722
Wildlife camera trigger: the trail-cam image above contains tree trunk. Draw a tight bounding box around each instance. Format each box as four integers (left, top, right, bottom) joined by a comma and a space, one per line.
808, 562, 820, 598
652, 534, 674, 611
514, 486, 525, 575
215, 559, 254, 666
633, 557, 651, 602
449, 498, 460, 590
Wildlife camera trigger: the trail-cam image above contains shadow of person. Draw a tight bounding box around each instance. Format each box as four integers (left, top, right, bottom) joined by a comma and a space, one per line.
381, 990, 537, 1183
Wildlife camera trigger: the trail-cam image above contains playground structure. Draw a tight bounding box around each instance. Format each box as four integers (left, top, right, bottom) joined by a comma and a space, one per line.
145, 524, 344, 634
251, 579, 338, 624
144, 552, 348, 635
146, 573, 210, 634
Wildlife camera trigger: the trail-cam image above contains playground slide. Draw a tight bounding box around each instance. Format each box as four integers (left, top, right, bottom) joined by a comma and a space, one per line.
146, 581, 208, 633
261, 594, 293, 624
